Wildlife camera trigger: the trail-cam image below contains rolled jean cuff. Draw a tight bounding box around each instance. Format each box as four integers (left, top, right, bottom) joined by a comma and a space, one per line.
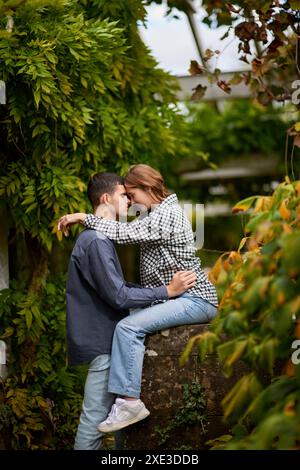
108, 385, 140, 399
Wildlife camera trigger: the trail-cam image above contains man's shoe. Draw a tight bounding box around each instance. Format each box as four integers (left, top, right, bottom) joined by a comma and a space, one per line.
98, 398, 150, 432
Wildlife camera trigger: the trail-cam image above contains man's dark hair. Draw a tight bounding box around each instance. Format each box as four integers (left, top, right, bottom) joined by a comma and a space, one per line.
87, 172, 124, 209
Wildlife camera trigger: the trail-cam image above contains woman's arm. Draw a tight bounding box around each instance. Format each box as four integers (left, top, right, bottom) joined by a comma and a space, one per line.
58, 208, 176, 244
58, 213, 87, 236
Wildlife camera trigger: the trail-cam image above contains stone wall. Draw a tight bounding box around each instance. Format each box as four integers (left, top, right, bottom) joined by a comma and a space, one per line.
123, 324, 249, 450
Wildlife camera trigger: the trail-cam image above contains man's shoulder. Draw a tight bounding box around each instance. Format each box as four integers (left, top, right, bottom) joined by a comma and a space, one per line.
73, 229, 114, 254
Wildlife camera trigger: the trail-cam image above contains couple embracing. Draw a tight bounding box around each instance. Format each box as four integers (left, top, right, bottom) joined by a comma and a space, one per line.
58, 164, 218, 450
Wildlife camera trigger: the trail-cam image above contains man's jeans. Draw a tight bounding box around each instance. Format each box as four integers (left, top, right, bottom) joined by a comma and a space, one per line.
108, 293, 218, 398
74, 354, 115, 450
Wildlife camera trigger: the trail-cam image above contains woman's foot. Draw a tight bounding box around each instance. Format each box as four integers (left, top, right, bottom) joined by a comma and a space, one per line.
97, 398, 150, 432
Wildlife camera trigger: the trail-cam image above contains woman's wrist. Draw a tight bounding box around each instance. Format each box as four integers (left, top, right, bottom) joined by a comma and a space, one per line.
79, 213, 87, 225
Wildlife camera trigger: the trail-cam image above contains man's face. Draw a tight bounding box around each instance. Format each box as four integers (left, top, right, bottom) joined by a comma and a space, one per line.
110, 184, 130, 217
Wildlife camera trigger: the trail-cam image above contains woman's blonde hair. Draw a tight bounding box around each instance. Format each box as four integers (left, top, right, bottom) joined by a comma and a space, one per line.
124, 164, 171, 202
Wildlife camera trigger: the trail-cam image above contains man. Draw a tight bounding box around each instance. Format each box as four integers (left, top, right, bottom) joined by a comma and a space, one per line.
64, 172, 196, 450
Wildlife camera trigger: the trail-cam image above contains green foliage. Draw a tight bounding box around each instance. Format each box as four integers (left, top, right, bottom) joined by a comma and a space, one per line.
182, 179, 300, 449
0, 0, 185, 250
153, 381, 207, 447
149, 0, 300, 153
0, 275, 86, 449
183, 100, 290, 167
175, 382, 207, 427
0, 0, 192, 449
168, 100, 297, 210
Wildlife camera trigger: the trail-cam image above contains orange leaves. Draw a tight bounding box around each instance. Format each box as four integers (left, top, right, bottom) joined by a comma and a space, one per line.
279, 199, 292, 220
284, 359, 295, 378
209, 251, 242, 284
254, 196, 273, 213
208, 254, 228, 284
283, 401, 296, 417
276, 291, 286, 306
209, 256, 222, 283
228, 251, 243, 265
282, 223, 293, 234
51, 222, 63, 241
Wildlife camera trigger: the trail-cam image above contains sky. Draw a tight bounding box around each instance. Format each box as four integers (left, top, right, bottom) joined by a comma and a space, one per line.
138, 1, 249, 76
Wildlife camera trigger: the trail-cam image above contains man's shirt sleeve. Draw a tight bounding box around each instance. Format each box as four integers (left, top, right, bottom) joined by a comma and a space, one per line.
86, 238, 168, 310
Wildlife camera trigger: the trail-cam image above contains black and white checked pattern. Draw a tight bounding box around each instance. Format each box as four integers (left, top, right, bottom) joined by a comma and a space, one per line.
84, 194, 218, 307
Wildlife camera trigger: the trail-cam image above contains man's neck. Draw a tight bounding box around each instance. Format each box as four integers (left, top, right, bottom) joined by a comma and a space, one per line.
94, 204, 116, 220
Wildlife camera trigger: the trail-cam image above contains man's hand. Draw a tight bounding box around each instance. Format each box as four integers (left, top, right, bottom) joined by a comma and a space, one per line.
57, 213, 87, 237
166, 271, 196, 298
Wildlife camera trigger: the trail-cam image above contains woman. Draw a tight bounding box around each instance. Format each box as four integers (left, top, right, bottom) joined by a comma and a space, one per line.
58, 164, 218, 432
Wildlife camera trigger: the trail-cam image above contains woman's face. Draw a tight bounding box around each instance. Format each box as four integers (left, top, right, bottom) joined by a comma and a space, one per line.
125, 185, 158, 210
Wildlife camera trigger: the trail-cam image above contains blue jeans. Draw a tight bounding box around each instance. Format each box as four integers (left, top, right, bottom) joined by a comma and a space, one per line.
74, 354, 115, 450
108, 294, 217, 398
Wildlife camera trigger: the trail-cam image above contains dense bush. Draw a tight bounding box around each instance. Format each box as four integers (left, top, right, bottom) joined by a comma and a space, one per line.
182, 179, 300, 449
0, 275, 89, 449
0, 0, 188, 449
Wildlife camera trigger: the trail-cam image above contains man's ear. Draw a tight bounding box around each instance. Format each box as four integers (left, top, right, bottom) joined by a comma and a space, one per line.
99, 193, 110, 205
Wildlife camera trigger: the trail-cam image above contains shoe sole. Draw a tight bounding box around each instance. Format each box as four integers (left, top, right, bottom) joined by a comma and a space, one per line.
98, 408, 150, 433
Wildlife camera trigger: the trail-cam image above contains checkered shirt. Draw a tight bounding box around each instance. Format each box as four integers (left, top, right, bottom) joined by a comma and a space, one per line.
84, 194, 218, 307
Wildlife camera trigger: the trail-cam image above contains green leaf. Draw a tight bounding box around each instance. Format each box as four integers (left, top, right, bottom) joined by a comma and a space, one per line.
33, 90, 41, 108
232, 196, 259, 214
280, 232, 300, 277
25, 309, 32, 329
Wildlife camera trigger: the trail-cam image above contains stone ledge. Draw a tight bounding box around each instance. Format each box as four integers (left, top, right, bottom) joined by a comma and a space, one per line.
123, 323, 249, 450
145, 324, 210, 355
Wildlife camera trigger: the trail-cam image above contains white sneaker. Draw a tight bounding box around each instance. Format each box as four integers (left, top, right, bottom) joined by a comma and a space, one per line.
98, 398, 150, 432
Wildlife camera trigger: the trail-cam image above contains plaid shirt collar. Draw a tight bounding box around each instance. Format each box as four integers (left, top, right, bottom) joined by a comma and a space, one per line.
159, 193, 178, 208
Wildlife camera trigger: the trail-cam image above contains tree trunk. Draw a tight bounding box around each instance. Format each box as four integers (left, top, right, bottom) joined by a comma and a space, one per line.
25, 233, 49, 293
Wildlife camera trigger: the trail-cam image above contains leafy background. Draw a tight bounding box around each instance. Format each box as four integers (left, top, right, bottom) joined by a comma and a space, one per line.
0, 0, 300, 449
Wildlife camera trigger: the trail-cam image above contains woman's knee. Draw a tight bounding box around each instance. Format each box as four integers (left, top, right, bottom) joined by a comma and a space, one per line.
115, 317, 136, 334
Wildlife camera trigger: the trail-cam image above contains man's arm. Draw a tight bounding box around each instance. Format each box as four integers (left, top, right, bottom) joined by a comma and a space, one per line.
86, 238, 167, 310
85, 239, 196, 310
